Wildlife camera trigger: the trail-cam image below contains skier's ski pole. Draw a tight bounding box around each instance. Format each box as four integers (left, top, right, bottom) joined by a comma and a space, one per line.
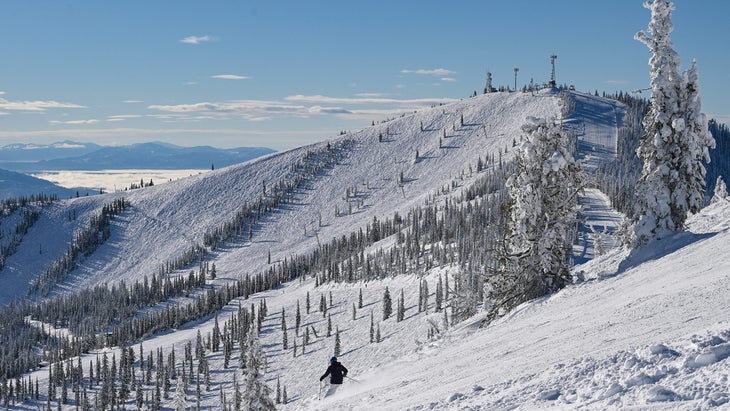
345, 375, 360, 383
318, 381, 323, 400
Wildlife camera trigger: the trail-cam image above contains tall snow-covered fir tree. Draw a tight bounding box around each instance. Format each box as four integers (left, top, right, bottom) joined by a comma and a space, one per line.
174, 376, 187, 411
242, 328, 276, 410
487, 116, 584, 321
632, 0, 715, 245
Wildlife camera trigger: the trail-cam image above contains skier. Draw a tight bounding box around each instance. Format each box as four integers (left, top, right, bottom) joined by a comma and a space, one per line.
319, 356, 348, 397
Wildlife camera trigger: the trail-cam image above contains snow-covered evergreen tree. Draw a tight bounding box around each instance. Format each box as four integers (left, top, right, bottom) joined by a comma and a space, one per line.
174, 376, 186, 411
382, 287, 392, 320
242, 328, 275, 410
487, 116, 584, 321
334, 327, 341, 356
396, 289, 405, 322
369, 311, 375, 343
275, 377, 281, 404
679, 61, 715, 207
632, 0, 715, 245
712, 176, 728, 203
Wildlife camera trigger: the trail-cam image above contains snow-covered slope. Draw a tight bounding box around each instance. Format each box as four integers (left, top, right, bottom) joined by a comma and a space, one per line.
295, 199, 730, 410
0, 90, 561, 304
18, 193, 727, 410
9, 90, 728, 411
0, 168, 78, 200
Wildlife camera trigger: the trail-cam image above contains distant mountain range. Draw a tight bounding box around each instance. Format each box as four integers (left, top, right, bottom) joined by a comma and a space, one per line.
0, 141, 276, 171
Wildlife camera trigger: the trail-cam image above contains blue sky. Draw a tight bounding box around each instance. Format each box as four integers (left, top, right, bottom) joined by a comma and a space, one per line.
0, 0, 727, 150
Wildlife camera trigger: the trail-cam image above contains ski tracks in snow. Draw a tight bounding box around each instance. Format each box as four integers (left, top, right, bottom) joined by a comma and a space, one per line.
574, 188, 624, 266
568, 91, 626, 265
568, 90, 624, 171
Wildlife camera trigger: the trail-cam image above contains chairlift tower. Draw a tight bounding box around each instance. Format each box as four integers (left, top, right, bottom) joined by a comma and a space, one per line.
549, 54, 557, 88
514, 67, 519, 91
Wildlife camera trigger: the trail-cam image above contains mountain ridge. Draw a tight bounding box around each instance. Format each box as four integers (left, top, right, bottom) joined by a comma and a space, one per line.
0, 141, 275, 171
0, 168, 81, 200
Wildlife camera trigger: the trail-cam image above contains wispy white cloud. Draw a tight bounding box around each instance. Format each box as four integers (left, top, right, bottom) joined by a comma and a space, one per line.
284, 95, 458, 107
0, 127, 331, 150
49, 119, 100, 125
355, 93, 388, 98
0, 97, 85, 111
122, 100, 144, 104
107, 114, 143, 122
211, 74, 251, 80
307, 106, 351, 115
440, 77, 457, 82
147, 94, 459, 123
183, 81, 199, 86
402, 68, 456, 76
180, 35, 216, 45
148, 100, 308, 120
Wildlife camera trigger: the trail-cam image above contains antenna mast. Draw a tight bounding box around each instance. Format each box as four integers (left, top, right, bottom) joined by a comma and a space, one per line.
549, 54, 557, 88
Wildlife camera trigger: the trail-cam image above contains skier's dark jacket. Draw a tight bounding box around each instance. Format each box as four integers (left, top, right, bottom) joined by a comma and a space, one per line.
320, 361, 348, 384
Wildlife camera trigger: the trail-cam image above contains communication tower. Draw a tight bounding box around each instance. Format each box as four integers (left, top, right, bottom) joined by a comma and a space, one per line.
549, 54, 557, 88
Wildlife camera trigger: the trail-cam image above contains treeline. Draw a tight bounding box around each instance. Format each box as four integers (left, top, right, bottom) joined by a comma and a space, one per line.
0, 209, 41, 270
261, 155, 513, 323
203, 140, 355, 250
706, 120, 730, 195
128, 178, 154, 190
0, 193, 57, 270
0, 253, 289, 381
1, 193, 57, 215
594, 93, 650, 216
28, 198, 130, 296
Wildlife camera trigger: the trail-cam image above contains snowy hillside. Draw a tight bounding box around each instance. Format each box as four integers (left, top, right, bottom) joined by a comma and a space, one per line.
0, 90, 561, 304
301, 200, 730, 410
4, 90, 729, 410
0, 168, 79, 200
